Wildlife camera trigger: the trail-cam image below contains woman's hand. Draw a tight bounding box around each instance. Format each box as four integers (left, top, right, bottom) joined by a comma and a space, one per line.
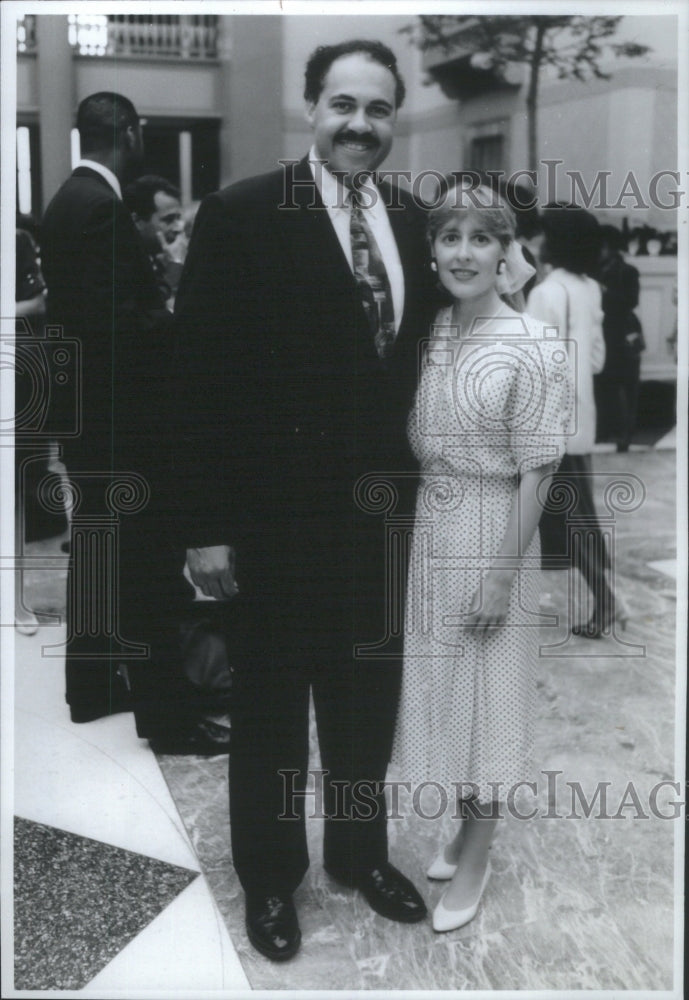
464, 568, 515, 633
462, 465, 553, 634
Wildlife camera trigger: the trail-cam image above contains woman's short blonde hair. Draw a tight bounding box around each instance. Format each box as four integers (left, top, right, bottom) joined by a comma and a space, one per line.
427, 182, 516, 251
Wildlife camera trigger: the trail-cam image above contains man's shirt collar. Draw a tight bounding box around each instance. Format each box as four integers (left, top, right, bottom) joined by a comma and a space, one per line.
76, 159, 122, 200
308, 146, 380, 216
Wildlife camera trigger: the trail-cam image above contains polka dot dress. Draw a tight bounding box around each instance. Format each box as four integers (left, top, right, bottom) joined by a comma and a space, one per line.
392, 308, 572, 803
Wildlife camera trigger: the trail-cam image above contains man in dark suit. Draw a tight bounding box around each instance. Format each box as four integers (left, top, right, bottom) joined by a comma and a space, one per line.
40, 92, 175, 725
124, 174, 188, 308
173, 40, 432, 960
594, 224, 644, 452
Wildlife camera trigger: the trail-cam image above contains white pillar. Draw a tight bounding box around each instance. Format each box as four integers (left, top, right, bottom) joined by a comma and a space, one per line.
36, 15, 75, 208
179, 130, 192, 205
218, 15, 283, 185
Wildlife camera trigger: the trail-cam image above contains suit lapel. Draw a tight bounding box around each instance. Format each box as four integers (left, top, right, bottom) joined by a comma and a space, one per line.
288, 157, 356, 284
381, 183, 419, 334
283, 158, 376, 359
285, 157, 421, 365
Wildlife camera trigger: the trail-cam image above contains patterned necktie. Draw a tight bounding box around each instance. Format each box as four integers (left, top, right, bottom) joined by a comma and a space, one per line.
349, 189, 396, 360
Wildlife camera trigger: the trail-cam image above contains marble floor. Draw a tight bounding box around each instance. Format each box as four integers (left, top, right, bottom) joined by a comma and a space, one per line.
9, 607, 249, 996
4, 444, 684, 997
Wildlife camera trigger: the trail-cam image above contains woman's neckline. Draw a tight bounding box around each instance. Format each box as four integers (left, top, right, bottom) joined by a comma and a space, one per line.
441, 301, 512, 339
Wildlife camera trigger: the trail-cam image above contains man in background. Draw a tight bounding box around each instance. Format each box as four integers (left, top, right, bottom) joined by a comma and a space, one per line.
124, 174, 188, 307
41, 92, 174, 726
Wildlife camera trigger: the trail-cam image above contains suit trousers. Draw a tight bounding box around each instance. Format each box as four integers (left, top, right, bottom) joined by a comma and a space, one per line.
63, 467, 197, 730
223, 509, 403, 895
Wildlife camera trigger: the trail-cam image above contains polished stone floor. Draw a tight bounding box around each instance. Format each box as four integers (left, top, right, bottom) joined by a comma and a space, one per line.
14, 817, 197, 990
8, 441, 684, 996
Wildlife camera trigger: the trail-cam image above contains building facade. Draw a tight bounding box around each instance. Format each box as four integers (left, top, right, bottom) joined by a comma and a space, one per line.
14, 11, 678, 380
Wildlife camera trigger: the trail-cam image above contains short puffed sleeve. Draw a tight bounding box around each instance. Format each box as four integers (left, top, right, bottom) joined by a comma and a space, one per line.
508, 320, 573, 475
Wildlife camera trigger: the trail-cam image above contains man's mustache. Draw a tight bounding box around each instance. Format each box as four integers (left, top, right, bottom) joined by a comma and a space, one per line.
335, 131, 379, 147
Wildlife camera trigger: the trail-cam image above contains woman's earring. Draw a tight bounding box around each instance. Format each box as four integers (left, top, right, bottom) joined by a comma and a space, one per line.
497, 260, 506, 275
430, 259, 438, 272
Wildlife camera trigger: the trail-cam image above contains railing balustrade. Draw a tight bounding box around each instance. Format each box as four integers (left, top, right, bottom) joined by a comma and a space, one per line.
17, 13, 218, 60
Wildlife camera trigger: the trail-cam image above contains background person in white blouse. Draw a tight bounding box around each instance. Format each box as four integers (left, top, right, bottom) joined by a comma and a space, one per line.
527, 205, 628, 638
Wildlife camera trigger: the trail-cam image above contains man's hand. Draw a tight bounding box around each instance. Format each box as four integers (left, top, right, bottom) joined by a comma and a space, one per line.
186, 545, 238, 600
158, 229, 188, 264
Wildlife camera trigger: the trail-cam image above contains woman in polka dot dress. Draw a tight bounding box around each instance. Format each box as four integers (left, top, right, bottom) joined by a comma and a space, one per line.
392, 183, 572, 932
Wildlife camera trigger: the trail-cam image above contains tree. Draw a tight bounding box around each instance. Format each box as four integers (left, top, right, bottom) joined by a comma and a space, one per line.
403, 15, 650, 173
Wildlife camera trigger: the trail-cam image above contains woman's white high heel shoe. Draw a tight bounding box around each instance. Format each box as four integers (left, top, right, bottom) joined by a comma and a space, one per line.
432, 863, 491, 932
426, 848, 459, 880
427, 827, 465, 880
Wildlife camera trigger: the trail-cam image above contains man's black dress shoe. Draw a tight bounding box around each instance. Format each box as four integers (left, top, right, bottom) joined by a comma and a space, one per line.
68, 684, 132, 723
245, 893, 301, 961
325, 861, 427, 923
70, 699, 131, 724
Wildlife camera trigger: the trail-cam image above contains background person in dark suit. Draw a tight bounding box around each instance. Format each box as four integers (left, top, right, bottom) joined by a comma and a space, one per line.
594, 224, 645, 452
172, 39, 433, 960
40, 92, 175, 726
124, 174, 188, 309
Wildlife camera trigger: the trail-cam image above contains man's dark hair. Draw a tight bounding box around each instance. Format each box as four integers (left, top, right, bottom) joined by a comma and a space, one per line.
540, 203, 601, 276
76, 91, 139, 153
304, 39, 405, 108
124, 175, 181, 220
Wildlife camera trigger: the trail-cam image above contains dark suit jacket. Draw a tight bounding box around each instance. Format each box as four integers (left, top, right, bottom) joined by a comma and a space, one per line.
41, 167, 173, 478
598, 254, 642, 373
172, 156, 432, 578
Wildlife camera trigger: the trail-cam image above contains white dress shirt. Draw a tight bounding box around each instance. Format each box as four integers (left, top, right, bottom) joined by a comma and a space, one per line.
76, 159, 122, 200
308, 147, 404, 332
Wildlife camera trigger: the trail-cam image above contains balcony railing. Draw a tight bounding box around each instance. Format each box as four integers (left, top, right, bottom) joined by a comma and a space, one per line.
104, 15, 219, 60
17, 14, 218, 61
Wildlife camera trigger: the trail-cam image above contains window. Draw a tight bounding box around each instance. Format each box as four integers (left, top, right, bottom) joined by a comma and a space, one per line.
468, 134, 505, 174
16, 124, 42, 218
141, 119, 220, 203
68, 14, 108, 56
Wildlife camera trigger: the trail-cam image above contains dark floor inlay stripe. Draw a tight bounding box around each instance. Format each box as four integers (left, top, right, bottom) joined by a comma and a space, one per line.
14, 816, 198, 990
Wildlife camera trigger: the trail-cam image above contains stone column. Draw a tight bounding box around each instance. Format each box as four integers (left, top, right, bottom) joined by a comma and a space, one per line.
217, 15, 284, 186
36, 15, 74, 207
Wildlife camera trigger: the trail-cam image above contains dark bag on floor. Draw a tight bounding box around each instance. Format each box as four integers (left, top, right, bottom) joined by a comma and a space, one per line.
179, 615, 233, 709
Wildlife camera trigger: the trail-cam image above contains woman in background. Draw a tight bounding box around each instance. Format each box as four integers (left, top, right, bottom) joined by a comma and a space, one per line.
527, 205, 628, 638
15, 216, 67, 635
